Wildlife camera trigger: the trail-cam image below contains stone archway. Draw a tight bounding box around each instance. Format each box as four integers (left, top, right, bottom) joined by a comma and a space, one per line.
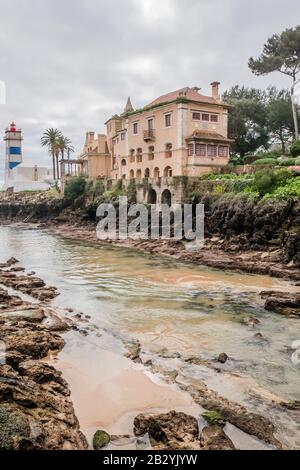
148, 188, 157, 204
161, 189, 172, 207
154, 167, 160, 178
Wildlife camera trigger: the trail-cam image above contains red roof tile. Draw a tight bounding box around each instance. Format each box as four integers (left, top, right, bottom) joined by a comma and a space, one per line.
147, 87, 218, 107
186, 130, 234, 143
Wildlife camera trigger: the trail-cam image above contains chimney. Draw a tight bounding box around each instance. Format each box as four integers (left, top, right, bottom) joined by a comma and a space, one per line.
210, 81, 220, 101
89, 131, 95, 141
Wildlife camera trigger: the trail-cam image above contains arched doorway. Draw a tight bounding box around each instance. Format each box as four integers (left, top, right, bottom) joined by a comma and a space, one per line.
163, 166, 172, 177
154, 167, 160, 178
161, 189, 172, 207
147, 188, 157, 204
121, 159, 126, 167
145, 168, 150, 177
136, 169, 142, 180
129, 169, 135, 179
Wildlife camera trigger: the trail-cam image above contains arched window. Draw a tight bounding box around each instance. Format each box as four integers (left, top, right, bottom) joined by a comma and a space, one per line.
129, 169, 135, 179
165, 143, 172, 158
129, 149, 135, 163
148, 146, 154, 160
136, 169, 142, 180
148, 188, 157, 204
161, 189, 172, 207
153, 167, 160, 178
121, 159, 126, 166
145, 168, 150, 177
163, 166, 172, 177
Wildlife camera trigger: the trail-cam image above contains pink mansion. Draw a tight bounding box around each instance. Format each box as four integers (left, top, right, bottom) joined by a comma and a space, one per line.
78, 82, 233, 181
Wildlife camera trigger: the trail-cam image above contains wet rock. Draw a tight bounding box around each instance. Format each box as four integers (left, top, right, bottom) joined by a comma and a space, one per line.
242, 316, 261, 327
0, 269, 59, 301
124, 339, 141, 363
199, 399, 281, 449
254, 332, 263, 338
93, 430, 111, 449
217, 353, 228, 364
9, 267, 25, 272
79, 329, 88, 336
0, 287, 87, 450
6, 257, 19, 266
3, 329, 64, 359
279, 400, 300, 410
260, 290, 300, 316
0, 403, 35, 450
0, 308, 45, 323
43, 313, 69, 332
133, 410, 199, 450
200, 425, 235, 450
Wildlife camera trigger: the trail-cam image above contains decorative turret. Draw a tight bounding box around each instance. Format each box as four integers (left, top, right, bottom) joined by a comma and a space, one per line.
124, 97, 133, 113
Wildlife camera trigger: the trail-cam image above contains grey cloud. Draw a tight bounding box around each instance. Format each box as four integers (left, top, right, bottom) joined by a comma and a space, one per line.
0, 0, 298, 172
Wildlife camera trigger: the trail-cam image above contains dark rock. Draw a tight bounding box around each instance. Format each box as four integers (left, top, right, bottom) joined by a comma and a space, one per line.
217, 353, 228, 364
200, 425, 235, 450
242, 316, 261, 327
125, 340, 141, 362
260, 290, 300, 316
93, 430, 110, 450
133, 410, 199, 450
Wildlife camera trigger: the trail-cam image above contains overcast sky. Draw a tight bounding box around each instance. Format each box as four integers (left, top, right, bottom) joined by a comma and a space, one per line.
0, 0, 298, 179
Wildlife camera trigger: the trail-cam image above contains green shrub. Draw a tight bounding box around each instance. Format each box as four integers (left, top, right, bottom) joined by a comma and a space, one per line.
274, 168, 294, 186
278, 158, 296, 166
290, 140, 300, 158
93, 179, 105, 196
252, 169, 276, 195
253, 158, 277, 165
202, 410, 226, 426
295, 156, 300, 165
254, 150, 280, 160
64, 176, 86, 201
213, 184, 226, 196
127, 179, 137, 204
265, 178, 300, 201
98, 180, 126, 203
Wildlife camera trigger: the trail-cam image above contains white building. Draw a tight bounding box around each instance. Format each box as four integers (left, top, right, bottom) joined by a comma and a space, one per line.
2, 122, 52, 191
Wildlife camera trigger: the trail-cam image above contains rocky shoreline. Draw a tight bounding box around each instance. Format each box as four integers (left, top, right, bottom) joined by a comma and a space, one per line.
0, 258, 88, 450
0, 256, 299, 450
0, 190, 300, 281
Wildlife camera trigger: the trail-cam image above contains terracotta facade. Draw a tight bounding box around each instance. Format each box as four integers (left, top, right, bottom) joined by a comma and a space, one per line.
81, 83, 233, 180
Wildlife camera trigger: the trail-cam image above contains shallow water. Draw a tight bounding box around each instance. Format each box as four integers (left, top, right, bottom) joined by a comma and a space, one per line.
0, 224, 300, 448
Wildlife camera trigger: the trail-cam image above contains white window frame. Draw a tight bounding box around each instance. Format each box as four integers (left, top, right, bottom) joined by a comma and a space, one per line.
133, 122, 139, 135
164, 112, 172, 128
147, 118, 154, 131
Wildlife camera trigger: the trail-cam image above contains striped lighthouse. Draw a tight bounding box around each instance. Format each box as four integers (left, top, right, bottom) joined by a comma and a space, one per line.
4, 122, 23, 186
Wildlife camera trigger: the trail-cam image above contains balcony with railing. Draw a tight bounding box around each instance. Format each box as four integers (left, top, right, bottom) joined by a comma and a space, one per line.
143, 129, 155, 141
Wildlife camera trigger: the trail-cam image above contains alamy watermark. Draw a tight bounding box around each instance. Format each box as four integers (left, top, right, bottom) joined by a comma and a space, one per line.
0, 340, 6, 365
96, 196, 204, 250
0, 80, 6, 104
291, 340, 300, 366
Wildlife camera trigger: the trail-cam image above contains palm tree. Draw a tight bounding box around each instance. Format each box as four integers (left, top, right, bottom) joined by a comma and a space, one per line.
41, 128, 62, 180
56, 136, 74, 177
